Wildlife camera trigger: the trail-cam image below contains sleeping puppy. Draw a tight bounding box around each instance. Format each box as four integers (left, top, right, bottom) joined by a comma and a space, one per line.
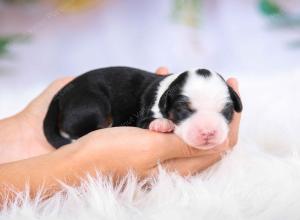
43, 66, 242, 149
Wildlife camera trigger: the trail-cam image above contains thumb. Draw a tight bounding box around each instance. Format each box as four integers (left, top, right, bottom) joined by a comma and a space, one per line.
25, 77, 74, 118
226, 77, 240, 95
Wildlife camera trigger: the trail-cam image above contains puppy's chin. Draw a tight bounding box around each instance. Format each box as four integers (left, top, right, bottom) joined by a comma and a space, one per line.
183, 138, 225, 150
174, 116, 229, 150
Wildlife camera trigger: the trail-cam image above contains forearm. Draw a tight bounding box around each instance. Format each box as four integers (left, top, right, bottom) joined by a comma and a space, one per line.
0, 114, 54, 164
0, 128, 181, 204
0, 143, 100, 204
0, 116, 26, 163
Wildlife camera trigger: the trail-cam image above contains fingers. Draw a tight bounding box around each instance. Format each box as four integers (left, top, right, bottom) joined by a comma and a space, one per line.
148, 154, 221, 178
155, 67, 169, 75
88, 127, 223, 164
226, 77, 242, 148
228, 110, 241, 147
226, 77, 240, 95
152, 132, 229, 162
35, 77, 74, 108
86, 127, 223, 180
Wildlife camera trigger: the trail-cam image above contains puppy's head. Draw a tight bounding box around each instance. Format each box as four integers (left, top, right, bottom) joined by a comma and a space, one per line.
159, 69, 242, 149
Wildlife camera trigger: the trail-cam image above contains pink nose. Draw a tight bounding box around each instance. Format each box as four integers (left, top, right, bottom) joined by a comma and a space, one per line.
199, 130, 216, 141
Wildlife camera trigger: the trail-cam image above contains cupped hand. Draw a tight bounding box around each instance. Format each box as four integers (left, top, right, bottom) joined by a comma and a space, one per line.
2, 77, 74, 162
66, 67, 242, 179
5, 67, 241, 180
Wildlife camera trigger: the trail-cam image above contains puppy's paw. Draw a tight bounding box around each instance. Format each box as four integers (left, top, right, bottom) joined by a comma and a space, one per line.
149, 118, 175, 133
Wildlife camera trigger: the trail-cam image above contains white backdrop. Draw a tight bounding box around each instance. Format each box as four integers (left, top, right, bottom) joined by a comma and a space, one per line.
0, 0, 300, 118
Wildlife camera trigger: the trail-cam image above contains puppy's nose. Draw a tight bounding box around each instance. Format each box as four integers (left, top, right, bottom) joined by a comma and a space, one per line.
200, 130, 216, 141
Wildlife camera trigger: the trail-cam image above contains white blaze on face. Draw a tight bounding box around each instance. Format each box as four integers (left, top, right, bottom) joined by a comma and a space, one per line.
174, 70, 231, 149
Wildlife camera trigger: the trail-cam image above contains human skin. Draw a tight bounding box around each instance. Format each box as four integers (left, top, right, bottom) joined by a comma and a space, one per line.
0, 67, 241, 203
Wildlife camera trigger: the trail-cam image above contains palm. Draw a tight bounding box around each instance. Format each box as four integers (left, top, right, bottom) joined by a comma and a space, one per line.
18, 77, 74, 154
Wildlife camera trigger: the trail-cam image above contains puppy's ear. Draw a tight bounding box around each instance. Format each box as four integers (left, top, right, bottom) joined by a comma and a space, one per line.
158, 72, 188, 117
158, 90, 171, 117
228, 85, 243, 112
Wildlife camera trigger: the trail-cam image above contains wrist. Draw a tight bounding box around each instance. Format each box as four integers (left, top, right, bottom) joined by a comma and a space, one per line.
0, 113, 54, 164
63, 140, 109, 177
0, 144, 84, 200
0, 116, 25, 163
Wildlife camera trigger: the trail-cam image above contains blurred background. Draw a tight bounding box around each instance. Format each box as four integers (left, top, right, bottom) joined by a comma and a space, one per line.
0, 0, 300, 117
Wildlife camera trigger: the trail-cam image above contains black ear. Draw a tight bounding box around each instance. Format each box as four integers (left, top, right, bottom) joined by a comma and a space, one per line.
228, 85, 243, 112
158, 72, 188, 118
158, 90, 171, 117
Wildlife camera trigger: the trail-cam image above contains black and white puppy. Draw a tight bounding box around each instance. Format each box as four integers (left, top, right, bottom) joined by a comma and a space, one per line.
43, 66, 242, 149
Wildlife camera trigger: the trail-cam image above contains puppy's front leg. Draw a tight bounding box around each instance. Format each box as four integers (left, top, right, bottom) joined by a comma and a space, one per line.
149, 118, 175, 133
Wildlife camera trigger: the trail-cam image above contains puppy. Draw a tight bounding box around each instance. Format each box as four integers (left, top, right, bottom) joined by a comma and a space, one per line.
43, 66, 242, 149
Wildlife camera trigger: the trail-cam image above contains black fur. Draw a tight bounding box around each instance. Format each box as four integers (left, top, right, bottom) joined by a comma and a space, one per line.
196, 69, 211, 78
214, 72, 243, 122
158, 72, 188, 117
220, 86, 242, 123
166, 95, 195, 124
158, 72, 195, 124
221, 102, 234, 123
228, 86, 243, 113
44, 67, 243, 149
44, 67, 167, 148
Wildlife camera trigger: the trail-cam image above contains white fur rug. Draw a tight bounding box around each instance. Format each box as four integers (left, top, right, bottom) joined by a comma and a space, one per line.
1, 73, 300, 220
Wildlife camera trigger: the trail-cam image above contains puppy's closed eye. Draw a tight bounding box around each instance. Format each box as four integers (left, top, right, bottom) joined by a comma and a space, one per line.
168, 95, 195, 124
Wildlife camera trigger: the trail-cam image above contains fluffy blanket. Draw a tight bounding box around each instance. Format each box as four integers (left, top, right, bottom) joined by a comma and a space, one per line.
1, 73, 300, 220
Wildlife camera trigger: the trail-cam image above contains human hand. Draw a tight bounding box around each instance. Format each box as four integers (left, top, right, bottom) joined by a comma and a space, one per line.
66, 67, 242, 180
0, 67, 241, 201
69, 108, 241, 180
0, 77, 74, 163
20, 78, 75, 149
1, 66, 241, 179
15, 67, 172, 156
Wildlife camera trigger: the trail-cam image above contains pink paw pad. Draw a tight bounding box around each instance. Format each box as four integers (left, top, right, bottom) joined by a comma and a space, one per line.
149, 118, 175, 133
